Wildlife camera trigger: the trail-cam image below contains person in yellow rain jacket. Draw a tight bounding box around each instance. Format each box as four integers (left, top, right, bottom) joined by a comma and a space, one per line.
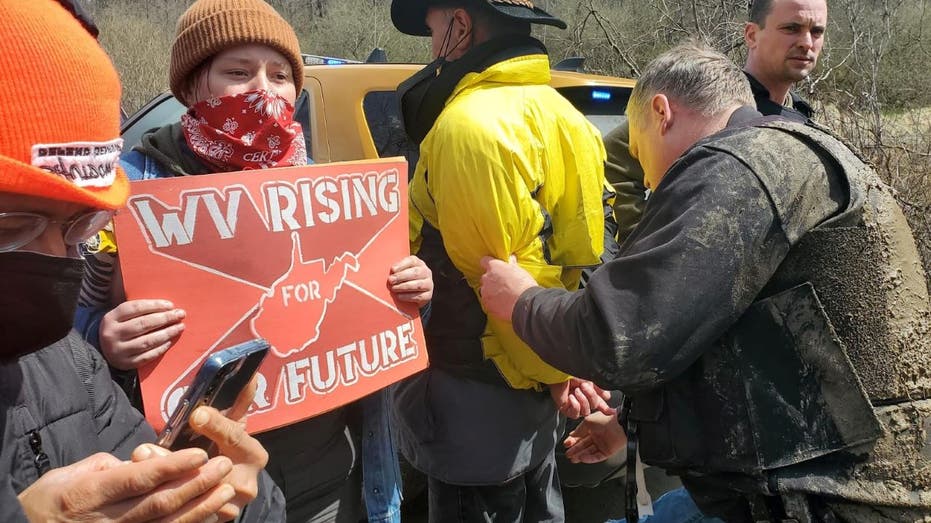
389, 0, 617, 520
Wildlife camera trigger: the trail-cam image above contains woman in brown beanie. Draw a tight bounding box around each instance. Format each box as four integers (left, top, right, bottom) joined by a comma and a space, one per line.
75, 1, 431, 522
2, 1, 285, 521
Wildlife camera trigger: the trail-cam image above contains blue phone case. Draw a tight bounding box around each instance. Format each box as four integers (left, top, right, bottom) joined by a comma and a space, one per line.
156, 338, 270, 449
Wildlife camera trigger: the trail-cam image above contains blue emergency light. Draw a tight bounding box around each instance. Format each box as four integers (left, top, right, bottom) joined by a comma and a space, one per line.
591, 89, 613, 102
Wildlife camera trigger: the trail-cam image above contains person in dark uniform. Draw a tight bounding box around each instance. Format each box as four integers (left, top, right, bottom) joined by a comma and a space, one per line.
743, 0, 826, 122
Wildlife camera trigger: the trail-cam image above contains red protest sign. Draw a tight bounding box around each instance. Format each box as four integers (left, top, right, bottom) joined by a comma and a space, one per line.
113, 158, 427, 433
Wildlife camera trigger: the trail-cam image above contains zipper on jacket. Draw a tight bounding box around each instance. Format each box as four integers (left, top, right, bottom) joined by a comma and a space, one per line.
28, 430, 51, 477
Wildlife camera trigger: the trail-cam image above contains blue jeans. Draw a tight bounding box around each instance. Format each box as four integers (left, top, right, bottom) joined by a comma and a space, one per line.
607, 487, 724, 523
361, 389, 402, 523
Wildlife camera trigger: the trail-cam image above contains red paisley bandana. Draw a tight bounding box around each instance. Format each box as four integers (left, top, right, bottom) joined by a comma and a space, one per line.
181, 90, 307, 172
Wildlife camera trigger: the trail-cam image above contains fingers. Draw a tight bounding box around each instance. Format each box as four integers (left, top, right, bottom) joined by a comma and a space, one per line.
119, 331, 176, 359
392, 290, 433, 306
109, 308, 186, 342
115, 457, 235, 523
478, 255, 537, 322
226, 376, 259, 423
215, 465, 258, 521
99, 449, 215, 499
389, 257, 433, 305
132, 443, 173, 462
389, 262, 431, 287
573, 380, 617, 417
108, 299, 178, 323
189, 407, 267, 467
479, 255, 509, 271
551, 380, 596, 419
151, 484, 235, 523
548, 381, 570, 414
92, 448, 213, 501
572, 388, 593, 418
390, 255, 422, 273
565, 422, 591, 445
389, 275, 429, 293
66, 451, 125, 474
566, 438, 609, 464
389, 255, 426, 276
551, 381, 590, 419
100, 300, 186, 370
565, 394, 582, 419
581, 380, 612, 402
102, 329, 181, 371
189, 407, 265, 519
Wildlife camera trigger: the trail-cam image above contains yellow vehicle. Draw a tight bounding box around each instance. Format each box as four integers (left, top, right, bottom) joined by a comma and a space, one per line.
122, 54, 636, 167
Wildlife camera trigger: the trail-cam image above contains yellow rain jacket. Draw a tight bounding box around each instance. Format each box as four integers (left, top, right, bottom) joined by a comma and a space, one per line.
410, 53, 608, 390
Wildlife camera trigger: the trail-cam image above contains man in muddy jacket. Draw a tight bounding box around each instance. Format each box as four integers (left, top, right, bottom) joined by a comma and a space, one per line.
479, 42, 931, 522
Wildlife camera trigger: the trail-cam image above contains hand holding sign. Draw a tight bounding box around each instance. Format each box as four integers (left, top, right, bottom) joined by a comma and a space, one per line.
115, 159, 428, 434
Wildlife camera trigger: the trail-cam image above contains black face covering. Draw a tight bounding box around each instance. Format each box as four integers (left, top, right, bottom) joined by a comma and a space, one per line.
0, 251, 85, 362
397, 34, 548, 144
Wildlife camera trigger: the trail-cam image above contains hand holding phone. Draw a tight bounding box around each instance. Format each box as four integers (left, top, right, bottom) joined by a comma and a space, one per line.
157, 339, 269, 450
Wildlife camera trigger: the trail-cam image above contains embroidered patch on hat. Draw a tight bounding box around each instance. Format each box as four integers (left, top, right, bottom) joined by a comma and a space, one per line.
31, 138, 123, 188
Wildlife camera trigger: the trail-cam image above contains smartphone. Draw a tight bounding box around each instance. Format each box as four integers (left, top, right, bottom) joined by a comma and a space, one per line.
156, 338, 270, 450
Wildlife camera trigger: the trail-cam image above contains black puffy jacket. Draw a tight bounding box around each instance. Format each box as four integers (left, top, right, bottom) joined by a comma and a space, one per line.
0, 330, 285, 521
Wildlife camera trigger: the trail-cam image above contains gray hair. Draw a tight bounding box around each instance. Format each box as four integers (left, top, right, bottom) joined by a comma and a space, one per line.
627, 42, 754, 124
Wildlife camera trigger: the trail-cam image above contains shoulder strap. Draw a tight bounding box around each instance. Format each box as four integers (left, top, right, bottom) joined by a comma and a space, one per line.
753, 120, 877, 228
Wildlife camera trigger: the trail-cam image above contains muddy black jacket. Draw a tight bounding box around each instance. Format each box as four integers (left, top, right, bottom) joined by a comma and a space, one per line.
513, 109, 931, 518
0, 331, 284, 521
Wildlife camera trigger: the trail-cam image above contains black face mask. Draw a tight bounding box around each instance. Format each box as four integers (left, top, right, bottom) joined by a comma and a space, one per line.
0, 251, 85, 362
397, 35, 548, 145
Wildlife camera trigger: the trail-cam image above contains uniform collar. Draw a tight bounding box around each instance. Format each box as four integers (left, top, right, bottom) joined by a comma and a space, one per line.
743, 71, 814, 120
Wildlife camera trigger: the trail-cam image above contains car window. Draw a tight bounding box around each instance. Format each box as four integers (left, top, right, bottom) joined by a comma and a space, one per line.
121, 95, 185, 151
362, 91, 419, 180
121, 91, 314, 160
555, 86, 631, 137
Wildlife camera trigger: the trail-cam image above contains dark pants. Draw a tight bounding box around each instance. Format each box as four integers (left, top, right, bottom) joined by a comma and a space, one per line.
426, 451, 564, 523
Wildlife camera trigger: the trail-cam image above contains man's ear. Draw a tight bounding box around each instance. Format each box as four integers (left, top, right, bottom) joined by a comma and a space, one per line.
451, 8, 474, 48
744, 22, 759, 49
651, 94, 673, 136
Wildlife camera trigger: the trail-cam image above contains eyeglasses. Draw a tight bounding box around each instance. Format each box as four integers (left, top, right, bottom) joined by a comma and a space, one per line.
0, 210, 114, 253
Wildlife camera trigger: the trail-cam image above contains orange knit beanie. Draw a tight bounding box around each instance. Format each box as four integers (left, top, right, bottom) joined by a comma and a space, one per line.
0, 0, 129, 210
170, 0, 304, 104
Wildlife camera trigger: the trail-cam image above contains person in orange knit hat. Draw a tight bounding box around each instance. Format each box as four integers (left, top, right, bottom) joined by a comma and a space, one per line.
0, 1, 284, 521
72, 1, 433, 522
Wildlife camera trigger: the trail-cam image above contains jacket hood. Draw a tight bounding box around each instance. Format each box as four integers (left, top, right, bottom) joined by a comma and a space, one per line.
134, 122, 212, 177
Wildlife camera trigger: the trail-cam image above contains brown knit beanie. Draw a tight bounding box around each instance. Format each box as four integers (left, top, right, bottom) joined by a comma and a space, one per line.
170, 0, 303, 105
